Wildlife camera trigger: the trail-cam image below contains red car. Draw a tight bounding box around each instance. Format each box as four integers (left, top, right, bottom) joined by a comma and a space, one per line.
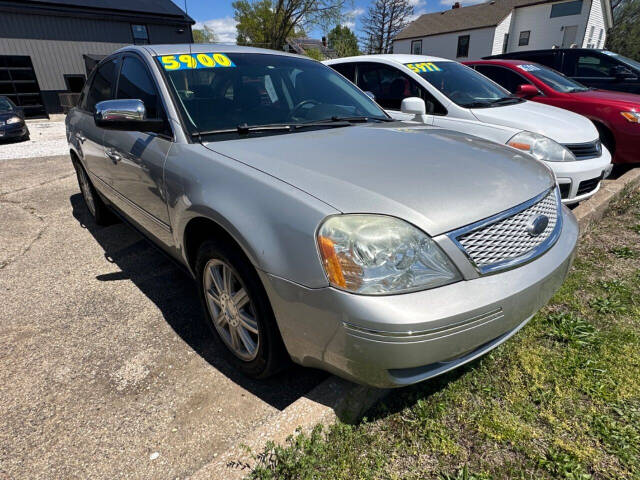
465, 59, 640, 165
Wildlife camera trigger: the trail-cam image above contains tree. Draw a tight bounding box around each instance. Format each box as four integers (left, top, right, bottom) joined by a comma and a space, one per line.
360, 0, 414, 54
607, 0, 640, 60
233, 0, 346, 50
327, 25, 360, 57
192, 25, 217, 43
305, 48, 325, 60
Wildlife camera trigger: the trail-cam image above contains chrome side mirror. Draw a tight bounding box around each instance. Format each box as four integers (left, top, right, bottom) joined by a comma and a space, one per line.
94, 99, 164, 133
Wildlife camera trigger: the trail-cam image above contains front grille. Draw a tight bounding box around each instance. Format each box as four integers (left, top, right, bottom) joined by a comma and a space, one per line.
564, 140, 602, 159
559, 182, 571, 199
577, 174, 603, 196
451, 189, 561, 274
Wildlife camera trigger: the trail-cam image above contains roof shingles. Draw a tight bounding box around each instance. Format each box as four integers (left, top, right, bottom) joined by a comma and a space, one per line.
395, 0, 552, 40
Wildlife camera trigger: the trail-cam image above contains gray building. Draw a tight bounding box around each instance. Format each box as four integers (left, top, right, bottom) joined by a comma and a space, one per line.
0, 0, 194, 117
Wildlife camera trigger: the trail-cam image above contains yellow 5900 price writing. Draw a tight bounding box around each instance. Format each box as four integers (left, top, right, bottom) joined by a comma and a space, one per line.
159, 53, 236, 71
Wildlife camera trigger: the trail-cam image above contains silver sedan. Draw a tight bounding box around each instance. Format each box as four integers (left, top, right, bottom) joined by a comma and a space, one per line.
66, 45, 578, 387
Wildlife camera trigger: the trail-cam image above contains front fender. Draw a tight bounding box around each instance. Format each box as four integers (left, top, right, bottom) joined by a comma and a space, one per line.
165, 144, 337, 288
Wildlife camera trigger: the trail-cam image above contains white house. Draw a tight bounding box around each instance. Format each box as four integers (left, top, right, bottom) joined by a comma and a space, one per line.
393, 0, 613, 61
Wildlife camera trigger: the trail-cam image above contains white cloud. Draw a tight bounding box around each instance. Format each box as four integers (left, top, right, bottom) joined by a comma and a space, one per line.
195, 16, 238, 44
339, 7, 364, 31
346, 7, 365, 17
406, 0, 428, 21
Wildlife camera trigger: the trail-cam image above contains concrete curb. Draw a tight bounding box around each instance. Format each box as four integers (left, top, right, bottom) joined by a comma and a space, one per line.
190, 377, 388, 480
191, 167, 640, 480
573, 168, 640, 235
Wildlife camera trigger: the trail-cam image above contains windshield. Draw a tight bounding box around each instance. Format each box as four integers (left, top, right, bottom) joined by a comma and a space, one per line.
157, 52, 388, 138
517, 64, 589, 92
602, 51, 640, 72
0, 97, 14, 112
405, 61, 521, 108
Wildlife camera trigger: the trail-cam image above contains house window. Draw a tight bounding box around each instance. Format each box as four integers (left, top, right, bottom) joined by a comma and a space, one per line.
131, 24, 149, 45
550, 0, 583, 18
587, 25, 595, 48
597, 28, 604, 48
518, 31, 530, 46
502, 33, 509, 53
456, 35, 470, 58
411, 40, 422, 55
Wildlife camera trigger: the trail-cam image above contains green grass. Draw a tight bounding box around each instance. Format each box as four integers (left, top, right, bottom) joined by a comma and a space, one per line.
248, 189, 640, 480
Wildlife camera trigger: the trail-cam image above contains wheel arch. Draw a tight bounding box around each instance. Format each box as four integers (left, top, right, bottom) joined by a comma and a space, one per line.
182, 215, 257, 276
591, 119, 616, 155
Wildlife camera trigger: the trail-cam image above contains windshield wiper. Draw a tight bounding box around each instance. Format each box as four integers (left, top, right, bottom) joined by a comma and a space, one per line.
193, 121, 355, 138
461, 101, 494, 108
326, 115, 394, 123
488, 96, 523, 105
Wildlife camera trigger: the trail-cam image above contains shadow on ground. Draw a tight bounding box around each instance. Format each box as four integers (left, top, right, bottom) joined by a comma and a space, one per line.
364, 360, 477, 422
70, 193, 327, 412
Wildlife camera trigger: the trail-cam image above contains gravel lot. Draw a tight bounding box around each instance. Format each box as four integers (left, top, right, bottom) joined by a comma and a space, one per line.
0, 120, 68, 160
0, 154, 324, 479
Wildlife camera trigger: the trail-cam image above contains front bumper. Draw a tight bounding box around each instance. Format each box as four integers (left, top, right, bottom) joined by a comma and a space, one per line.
0, 122, 29, 140
260, 208, 578, 388
550, 147, 612, 205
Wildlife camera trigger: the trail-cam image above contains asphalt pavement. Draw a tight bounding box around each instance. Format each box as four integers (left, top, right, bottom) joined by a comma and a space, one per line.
0, 154, 324, 479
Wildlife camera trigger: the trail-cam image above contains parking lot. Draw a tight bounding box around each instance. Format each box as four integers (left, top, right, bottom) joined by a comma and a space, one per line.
0, 153, 325, 479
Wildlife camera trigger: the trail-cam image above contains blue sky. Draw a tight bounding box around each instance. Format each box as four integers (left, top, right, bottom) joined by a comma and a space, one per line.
170, 0, 482, 43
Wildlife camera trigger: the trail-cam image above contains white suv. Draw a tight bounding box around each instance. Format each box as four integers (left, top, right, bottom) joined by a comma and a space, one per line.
325, 54, 613, 204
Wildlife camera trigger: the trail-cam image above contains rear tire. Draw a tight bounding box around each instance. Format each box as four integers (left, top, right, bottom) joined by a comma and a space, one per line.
72, 159, 112, 225
195, 239, 287, 379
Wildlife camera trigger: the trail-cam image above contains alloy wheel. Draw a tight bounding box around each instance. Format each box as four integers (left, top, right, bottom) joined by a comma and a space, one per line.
203, 259, 260, 361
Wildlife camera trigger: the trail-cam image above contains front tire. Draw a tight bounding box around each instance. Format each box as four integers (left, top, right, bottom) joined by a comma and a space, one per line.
195, 239, 287, 378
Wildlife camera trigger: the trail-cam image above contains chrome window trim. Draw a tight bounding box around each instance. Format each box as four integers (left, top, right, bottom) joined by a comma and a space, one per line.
446, 187, 562, 275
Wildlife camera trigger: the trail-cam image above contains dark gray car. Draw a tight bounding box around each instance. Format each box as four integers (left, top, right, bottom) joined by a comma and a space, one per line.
66, 45, 578, 387
0, 96, 29, 142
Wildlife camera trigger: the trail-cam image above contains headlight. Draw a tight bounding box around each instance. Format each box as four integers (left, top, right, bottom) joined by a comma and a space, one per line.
6, 116, 22, 125
317, 215, 461, 295
620, 111, 640, 123
507, 131, 576, 162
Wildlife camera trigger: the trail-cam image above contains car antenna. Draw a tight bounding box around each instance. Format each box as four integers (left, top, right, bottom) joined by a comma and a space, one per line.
184, 0, 203, 144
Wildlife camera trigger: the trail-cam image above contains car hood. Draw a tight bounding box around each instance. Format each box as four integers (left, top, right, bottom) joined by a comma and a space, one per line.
0, 111, 19, 120
203, 123, 554, 236
572, 89, 640, 108
470, 100, 598, 144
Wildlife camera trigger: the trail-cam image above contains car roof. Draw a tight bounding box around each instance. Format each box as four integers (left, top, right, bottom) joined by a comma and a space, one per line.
325, 54, 453, 65
486, 48, 611, 59
118, 44, 305, 59
467, 59, 533, 66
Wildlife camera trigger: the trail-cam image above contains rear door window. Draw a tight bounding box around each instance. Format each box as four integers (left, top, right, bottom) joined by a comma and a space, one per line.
474, 65, 532, 93
329, 63, 356, 82
564, 52, 618, 77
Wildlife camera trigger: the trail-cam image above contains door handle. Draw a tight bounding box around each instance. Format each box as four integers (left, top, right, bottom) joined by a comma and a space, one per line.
106, 149, 121, 164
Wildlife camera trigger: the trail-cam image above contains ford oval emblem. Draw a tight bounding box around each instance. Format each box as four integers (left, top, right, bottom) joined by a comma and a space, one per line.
527, 215, 549, 237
